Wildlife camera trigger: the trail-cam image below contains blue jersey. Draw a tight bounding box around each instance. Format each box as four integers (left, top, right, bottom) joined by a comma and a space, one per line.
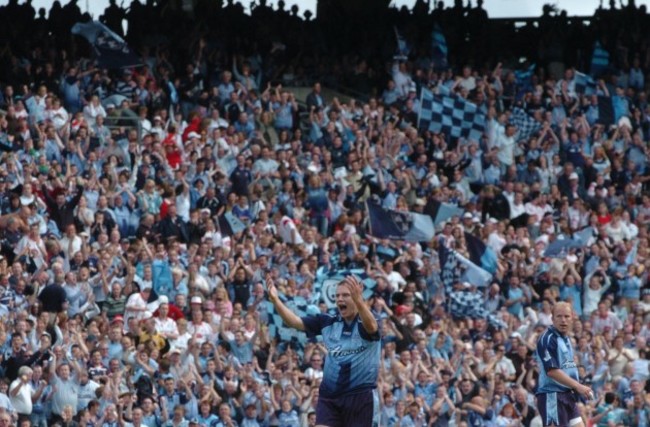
535, 326, 579, 394
302, 313, 381, 398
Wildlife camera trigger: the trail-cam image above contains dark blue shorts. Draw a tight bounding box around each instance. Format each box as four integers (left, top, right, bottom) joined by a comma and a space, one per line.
316, 389, 379, 427
536, 391, 582, 426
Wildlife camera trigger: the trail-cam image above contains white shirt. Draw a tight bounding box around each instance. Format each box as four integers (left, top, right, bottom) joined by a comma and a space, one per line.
155, 317, 179, 339
278, 216, 303, 245
9, 379, 32, 415
187, 321, 212, 345
125, 293, 148, 331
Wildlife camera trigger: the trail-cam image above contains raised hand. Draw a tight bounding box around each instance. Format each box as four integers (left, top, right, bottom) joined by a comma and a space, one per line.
343, 275, 364, 304
266, 274, 279, 303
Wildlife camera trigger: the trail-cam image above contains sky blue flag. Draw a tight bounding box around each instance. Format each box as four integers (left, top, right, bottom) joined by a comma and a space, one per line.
424, 198, 464, 226
464, 232, 498, 275
431, 24, 448, 70
543, 238, 585, 258
72, 21, 141, 69
367, 202, 435, 242
574, 71, 598, 96
590, 42, 610, 77
218, 212, 247, 236
574, 226, 594, 246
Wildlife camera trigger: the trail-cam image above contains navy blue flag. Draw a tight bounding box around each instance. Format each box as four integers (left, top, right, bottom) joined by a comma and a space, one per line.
438, 243, 504, 328
574, 71, 598, 96
431, 24, 449, 70
514, 64, 536, 89
367, 202, 435, 242
418, 87, 486, 142
218, 212, 247, 237
464, 232, 498, 275
510, 107, 541, 142
590, 42, 610, 77
424, 198, 464, 227
72, 21, 141, 69
597, 96, 616, 126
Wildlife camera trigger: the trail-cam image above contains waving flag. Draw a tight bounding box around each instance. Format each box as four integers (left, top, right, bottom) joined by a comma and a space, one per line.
72, 21, 141, 69
439, 243, 504, 328
590, 42, 610, 77
431, 24, 449, 70
218, 212, 246, 236
418, 87, 486, 141
464, 232, 498, 275
424, 199, 464, 227
367, 202, 435, 242
514, 63, 536, 97
394, 27, 410, 60
510, 107, 541, 142
574, 71, 598, 96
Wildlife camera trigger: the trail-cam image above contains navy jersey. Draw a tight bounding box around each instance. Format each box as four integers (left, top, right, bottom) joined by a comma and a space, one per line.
535, 326, 580, 394
302, 313, 381, 398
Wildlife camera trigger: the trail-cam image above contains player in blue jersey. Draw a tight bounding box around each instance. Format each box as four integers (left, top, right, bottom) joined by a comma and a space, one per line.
535, 302, 593, 427
267, 274, 381, 427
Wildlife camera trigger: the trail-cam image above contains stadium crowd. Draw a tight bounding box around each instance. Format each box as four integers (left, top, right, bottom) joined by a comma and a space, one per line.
0, 0, 650, 426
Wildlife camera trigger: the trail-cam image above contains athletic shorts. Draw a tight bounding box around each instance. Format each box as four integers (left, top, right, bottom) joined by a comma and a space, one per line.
536, 390, 582, 426
316, 388, 380, 427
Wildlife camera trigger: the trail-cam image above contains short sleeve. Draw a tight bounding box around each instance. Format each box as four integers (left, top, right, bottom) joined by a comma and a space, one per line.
539, 334, 561, 372
301, 314, 335, 338
358, 316, 381, 342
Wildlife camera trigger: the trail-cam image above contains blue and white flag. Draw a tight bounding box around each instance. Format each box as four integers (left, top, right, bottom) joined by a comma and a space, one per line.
424, 198, 464, 226
543, 238, 584, 258
590, 42, 610, 77
367, 202, 435, 242
72, 21, 141, 69
510, 107, 541, 142
464, 232, 498, 275
431, 24, 449, 70
266, 295, 313, 346
514, 64, 536, 88
438, 244, 505, 328
418, 87, 486, 141
574, 71, 598, 96
218, 212, 247, 236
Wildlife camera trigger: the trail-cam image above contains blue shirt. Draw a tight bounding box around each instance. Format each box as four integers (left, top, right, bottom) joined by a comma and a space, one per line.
301, 313, 381, 398
535, 325, 579, 394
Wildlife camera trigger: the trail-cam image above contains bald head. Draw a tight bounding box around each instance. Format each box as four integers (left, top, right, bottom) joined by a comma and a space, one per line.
552, 302, 573, 335
552, 302, 573, 317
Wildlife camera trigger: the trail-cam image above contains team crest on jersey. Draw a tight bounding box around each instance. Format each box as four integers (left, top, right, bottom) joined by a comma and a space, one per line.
543, 350, 552, 362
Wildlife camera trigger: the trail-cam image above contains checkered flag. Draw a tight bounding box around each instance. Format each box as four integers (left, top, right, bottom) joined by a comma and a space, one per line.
510, 107, 541, 142
418, 88, 486, 142
574, 71, 598, 96
439, 243, 506, 329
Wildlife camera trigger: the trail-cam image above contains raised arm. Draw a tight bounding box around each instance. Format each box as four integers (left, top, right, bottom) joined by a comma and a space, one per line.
343, 276, 378, 335
267, 275, 305, 331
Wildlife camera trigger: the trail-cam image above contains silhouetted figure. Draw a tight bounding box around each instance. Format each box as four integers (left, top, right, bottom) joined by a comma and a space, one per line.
101, 0, 126, 37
